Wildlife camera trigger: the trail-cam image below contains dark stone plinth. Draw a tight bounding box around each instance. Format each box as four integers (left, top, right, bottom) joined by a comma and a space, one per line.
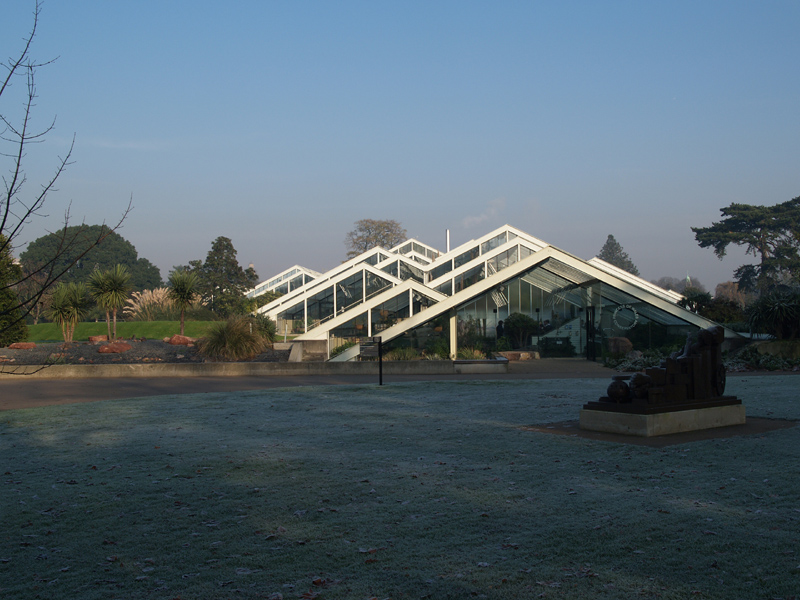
584, 395, 741, 415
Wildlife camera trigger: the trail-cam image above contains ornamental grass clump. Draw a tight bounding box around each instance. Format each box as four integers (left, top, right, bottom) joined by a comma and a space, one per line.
197, 315, 268, 361
385, 346, 419, 360
457, 346, 485, 359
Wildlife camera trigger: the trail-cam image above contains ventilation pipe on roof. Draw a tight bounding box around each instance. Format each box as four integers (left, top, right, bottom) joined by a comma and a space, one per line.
446, 229, 450, 253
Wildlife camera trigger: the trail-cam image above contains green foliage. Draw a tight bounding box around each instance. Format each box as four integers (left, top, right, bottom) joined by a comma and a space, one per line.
424, 336, 450, 359
386, 346, 420, 360
725, 343, 800, 371
677, 287, 712, 313
692, 196, 800, 294
604, 348, 668, 371
197, 315, 269, 361
0, 235, 28, 346
253, 290, 282, 309
504, 312, 538, 349
701, 297, 747, 324
330, 340, 357, 358
168, 269, 200, 335
87, 264, 132, 340
597, 234, 640, 276
0, 288, 27, 346
653, 275, 706, 294
252, 313, 277, 343
457, 347, 485, 359
20, 225, 161, 291
345, 219, 407, 259
177, 237, 257, 318
47, 282, 91, 342
746, 290, 800, 340
495, 336, 512, 352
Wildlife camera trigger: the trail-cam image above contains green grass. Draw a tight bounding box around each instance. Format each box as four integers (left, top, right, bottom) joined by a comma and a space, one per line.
1, 376, 799, 599
25, 321, 218, 342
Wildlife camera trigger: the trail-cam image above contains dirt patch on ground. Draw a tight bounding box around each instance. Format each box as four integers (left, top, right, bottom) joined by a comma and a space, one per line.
0, 339, 290, 366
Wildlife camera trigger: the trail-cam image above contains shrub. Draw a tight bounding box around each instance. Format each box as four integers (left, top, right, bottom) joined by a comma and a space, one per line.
724, 343, 800, 372
604, 348, 667, 372
495, 336, 512, 352
197, 316, 268, 361
457, 347, 485, 360
746, 290, 800, 340
252, 314, 277, 342
424, 337, 450, 359
504, 313, 538, 349
330, 340, 356, 358
386, 347, 419, 361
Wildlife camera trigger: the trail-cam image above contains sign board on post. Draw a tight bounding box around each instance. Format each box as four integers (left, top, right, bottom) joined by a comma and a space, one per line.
360, 336, 383, 385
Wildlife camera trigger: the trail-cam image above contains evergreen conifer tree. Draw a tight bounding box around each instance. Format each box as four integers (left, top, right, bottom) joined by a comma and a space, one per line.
597, 235, 640, 276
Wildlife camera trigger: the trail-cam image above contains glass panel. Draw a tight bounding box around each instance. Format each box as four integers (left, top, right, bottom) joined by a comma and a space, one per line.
431, 259, 453, 280
486, 246, 519, 275
412, 242, 425, 255
306, 286, 334, 328
362, 254, 379, 266
399, 261, 424, 283
275, 282, 289, 295
289, 275, 304, 291
411, 255, 429, 265
454, 246, 480, 269
520, 278, 532, 314
435, 280, 452, 296
336, 272, 363, 313
365, 272, 393, 300
481, 232, 507, 254
412, 291, 436, 314
454, 264, 484, 293
277, 301, 305, 334
329, 312, 368, 351
400, 243, 412, 254
381, 261, 398, 277
520, 245, 534, 259
372, 293, 410, 332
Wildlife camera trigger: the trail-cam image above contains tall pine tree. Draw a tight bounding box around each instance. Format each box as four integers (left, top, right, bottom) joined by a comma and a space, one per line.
177, 237, 258, 317
597, 235, 640, 276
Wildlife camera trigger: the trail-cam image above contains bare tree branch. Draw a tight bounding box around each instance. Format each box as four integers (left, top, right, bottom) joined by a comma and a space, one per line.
1, 1, 131, 344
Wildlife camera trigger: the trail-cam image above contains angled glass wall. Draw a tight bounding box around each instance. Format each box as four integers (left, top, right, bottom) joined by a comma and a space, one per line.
447, 259, 699, 358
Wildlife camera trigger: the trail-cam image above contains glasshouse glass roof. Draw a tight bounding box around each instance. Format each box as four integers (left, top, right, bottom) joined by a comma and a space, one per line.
251, 225, 740, 361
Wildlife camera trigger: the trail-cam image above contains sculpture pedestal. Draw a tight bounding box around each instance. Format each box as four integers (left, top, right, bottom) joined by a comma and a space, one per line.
580, 403, 745, 437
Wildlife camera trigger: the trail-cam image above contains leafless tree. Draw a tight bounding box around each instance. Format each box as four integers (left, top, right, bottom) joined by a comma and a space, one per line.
1, 2, 130, 340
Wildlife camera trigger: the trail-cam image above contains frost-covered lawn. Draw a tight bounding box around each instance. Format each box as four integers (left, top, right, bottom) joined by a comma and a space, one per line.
2, 377, 798, 599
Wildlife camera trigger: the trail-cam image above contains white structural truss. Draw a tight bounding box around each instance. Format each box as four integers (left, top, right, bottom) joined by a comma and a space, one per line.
251, 225, 740, 361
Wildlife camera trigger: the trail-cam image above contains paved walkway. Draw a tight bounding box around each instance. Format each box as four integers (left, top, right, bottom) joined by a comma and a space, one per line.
0, 359, 610, 411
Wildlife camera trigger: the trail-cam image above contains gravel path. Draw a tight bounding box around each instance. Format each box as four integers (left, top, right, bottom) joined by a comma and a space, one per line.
0, 339, 290, 366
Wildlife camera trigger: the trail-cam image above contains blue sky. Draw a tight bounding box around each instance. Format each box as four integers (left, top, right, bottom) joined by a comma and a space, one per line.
5, 1, 799, 291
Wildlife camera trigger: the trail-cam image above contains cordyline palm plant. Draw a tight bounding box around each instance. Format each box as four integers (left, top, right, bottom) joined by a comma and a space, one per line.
88, 265, 131, 341
47, 282, 91, 343
168, 270, 200, 336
